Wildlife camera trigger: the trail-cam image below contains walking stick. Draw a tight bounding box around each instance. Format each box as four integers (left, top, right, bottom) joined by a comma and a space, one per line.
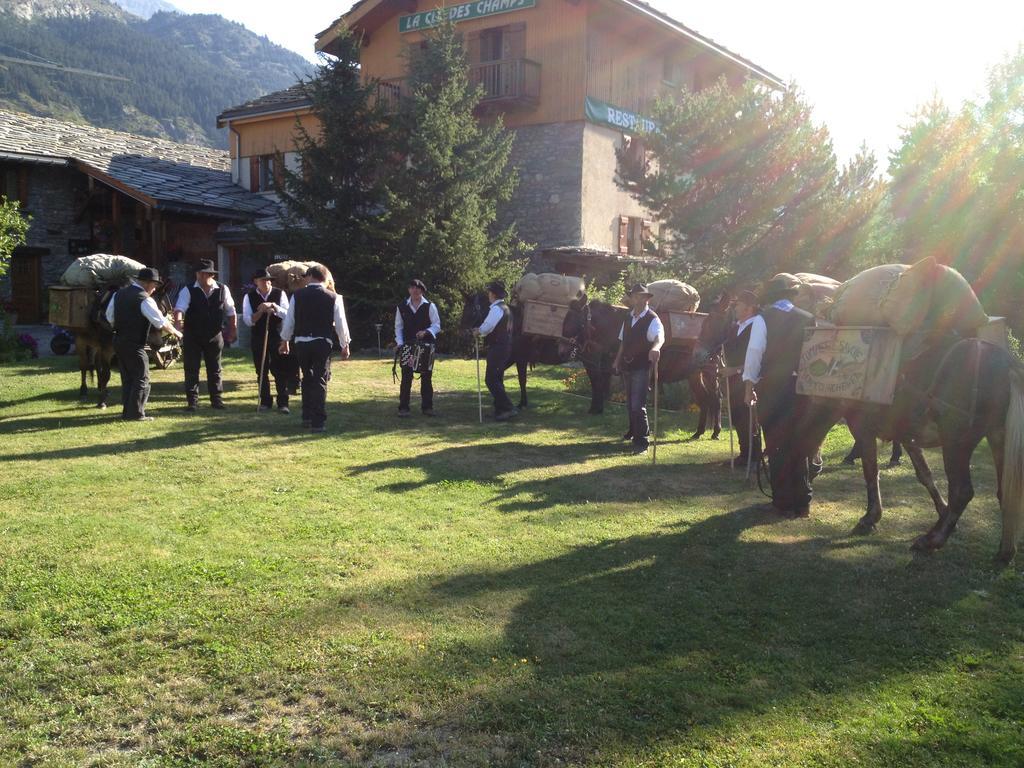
256, 316, 270, 413
746, 402, 756, 483
474, 335, 483, 424
652, 358, 660, 465
724, 373, 735, 472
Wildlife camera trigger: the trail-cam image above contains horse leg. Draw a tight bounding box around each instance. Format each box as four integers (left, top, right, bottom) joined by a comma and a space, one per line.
912, 440, 977, 553
688, 374, 705, 440
516, 357, 528, 410
904, 443, 948, 521
78, 346, 90, 401
852, 431, 882, 535
96, 356, 111, 409
586, 361, 607, 415
888, 441, 903, 467
709, 374, 722, 440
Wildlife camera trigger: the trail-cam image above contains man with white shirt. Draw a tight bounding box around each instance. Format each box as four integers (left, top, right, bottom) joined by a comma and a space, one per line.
106, 267, 183, 421
243, 268, 290, 414
395, 278, 441, 417
474, 280, 517, 421
279, 265, 351, 433
612, 283, 665, 455
742, 274, 816, 517
721, 290, 763, 468
173, 259, 237, 412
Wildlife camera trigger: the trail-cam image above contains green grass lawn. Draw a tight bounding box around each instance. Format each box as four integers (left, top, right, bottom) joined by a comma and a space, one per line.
0, 350, 1022, 767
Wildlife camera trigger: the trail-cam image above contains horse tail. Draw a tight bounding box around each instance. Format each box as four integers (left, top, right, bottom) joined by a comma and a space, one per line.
1000, 360, 1024, 556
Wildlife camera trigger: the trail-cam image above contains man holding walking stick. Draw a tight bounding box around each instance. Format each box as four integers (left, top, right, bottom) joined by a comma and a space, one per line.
613, 283, 665, 456
242, 268, 290, 414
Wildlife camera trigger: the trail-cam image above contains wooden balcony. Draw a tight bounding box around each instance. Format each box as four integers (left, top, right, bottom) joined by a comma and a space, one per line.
469, 58, 540, 109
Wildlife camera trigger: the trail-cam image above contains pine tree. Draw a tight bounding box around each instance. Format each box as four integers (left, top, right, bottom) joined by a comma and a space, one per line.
387, 16, 524, 333
270, 29, 400, 334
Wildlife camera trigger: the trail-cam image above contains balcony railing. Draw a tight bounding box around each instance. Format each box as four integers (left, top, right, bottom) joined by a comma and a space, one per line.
469, 58, 540, 108
375, 79, 405, 113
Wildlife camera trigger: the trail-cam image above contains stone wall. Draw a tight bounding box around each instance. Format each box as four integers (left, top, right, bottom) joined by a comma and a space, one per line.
497, 121, 585, 255
1, 163, 92, 299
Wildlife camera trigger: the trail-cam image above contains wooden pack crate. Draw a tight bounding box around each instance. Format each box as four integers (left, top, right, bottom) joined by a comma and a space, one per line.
48, 286, 95, 330
664, 311, 707, 348
521, 300, 570, 339
796, 326, 903, 405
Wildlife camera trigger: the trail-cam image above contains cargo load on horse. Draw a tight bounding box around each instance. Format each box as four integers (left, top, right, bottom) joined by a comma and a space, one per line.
646, 279, 702, 348
825, 257, 987, 336
267, 261, 337, 293
514, 273, 586, 339
787, 272, 841, 314
59, 254, 146, 289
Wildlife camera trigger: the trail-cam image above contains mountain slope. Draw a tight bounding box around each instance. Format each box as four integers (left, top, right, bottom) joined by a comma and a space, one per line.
0, 0, 313, 146
112, 0, 178, 18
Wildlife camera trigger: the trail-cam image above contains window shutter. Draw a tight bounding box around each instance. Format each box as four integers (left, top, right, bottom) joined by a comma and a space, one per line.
506, 23, 526, 60
618, 216, 630, 255
465, 30, 481, 65
641, 219, 654, 254
249, 156, 260, 192
273, 153, 285, 189
16, 168, 29, 205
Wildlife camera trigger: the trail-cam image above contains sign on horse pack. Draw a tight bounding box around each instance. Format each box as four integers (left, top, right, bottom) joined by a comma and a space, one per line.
796, 327, 903, 404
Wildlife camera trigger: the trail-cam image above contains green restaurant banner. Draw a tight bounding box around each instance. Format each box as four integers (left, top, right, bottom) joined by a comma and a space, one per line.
584, 96, 658, 134
399, 0, 536, 33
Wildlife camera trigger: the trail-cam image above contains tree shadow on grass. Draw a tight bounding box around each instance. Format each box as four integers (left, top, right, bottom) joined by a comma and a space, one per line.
407, 506, 1022, 765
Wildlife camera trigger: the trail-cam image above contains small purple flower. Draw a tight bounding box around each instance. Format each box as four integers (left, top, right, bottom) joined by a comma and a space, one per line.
16, 333, 39, 358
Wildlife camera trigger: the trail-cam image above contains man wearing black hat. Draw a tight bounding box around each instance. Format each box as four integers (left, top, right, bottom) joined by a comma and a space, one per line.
742, 273, 816, 516
395, 278, 441, 417
242, 268, 291, 413
279, 265, 351, 433
721, 289, 763, 468
104, 267, 183, 421
612, 283, 665, 454
474, 280, 516, 421
173, 259, 237, 411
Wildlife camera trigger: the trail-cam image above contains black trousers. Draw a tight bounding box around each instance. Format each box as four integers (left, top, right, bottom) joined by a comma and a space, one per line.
399, 366, 433, 412
251, 340, 288, 408
485, 343, 514, 414
757, 376, 811, 511
728, 374, 762, 460
294, 339, 332, 428
184, 333, 224, 405
114, 339, 150, 420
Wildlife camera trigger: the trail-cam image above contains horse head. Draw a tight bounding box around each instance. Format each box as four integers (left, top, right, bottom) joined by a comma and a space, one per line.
460, 291, 490, 331
691, 291, 735, 368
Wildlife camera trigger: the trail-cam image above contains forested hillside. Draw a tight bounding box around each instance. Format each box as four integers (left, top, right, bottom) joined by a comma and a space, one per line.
0, 0, 313, 146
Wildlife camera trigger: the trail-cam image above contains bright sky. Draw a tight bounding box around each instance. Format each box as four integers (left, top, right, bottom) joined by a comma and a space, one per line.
172, 0, 1024, 166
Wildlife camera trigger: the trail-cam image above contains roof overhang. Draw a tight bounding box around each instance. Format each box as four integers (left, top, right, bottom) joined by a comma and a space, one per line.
217, 101, 314, 128
0, 150, 71, 167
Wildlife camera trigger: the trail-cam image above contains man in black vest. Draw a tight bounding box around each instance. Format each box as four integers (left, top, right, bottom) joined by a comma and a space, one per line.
105, 267, 182, 421
395, 278, 441, 417
721, 290, 763, 468
474, 280, 516, 421
173, 259, 237, 412
613, 283, 665, 455
279, 265, 351, 433
242, 268, 290, 413
742, 274, 816, 517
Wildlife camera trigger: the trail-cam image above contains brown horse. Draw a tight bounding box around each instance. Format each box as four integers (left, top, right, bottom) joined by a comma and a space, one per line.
795, 335, 1024, 564
76, 285, 176, 408
561, 294, 735, 432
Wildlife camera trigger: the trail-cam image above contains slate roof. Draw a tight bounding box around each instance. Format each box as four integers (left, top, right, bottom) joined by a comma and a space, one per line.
217, 84, 312, 124
0, 109, 277, 219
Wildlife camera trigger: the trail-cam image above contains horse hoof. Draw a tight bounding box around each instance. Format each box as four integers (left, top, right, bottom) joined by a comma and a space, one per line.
910, 534, 938, 553
96, 403, 107, 410
687, 434, 703, 442
711, 433, 721, 441
851, 519, 876, 536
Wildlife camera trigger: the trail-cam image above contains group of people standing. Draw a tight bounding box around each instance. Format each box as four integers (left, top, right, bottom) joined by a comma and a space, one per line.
105, 262, 814, 517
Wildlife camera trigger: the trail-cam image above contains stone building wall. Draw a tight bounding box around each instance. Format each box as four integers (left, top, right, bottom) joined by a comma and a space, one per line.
1, 163, 92, 300
497, 121, 585, 256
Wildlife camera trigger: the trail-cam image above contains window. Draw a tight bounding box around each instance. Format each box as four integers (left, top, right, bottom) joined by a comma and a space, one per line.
248, 154, 282, 193
618, 215, 654, 257
1, 166, 28, 206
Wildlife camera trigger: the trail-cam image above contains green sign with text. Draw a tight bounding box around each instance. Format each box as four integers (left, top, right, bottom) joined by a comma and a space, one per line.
584, 96, 658, 134
399, 0, 536, 33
